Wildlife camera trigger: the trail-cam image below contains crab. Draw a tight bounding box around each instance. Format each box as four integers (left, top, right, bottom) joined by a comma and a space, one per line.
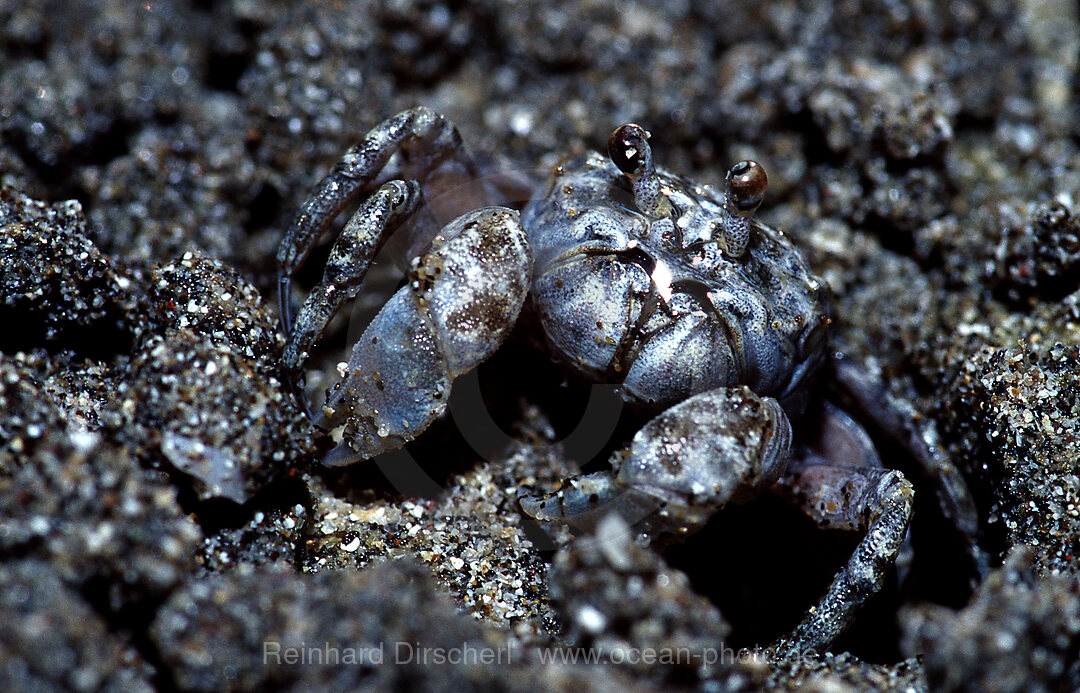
275, 107, 980, 655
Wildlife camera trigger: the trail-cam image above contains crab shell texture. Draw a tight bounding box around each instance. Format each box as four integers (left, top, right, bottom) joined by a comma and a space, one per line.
617, 385, 793, 506
523, 151, 833, 416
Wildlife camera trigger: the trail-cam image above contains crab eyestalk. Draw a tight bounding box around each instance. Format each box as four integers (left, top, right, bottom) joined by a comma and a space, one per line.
720, 160, 767, 259
607, 124, 673, 219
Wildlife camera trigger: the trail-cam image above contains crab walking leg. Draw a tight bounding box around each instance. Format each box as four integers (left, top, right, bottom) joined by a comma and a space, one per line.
316, 206, 531, 466
277, 107, 481, 334
772, 463, 914, 655
282, 180, 422, 378
519, 472, 664, 534
829, 354, 985, 575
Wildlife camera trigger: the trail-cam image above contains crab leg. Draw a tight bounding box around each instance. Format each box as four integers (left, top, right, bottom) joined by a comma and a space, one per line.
519, 472, 664, 535
282, 179, 421, 378
318, 206, 531, 466
829, 353, 986, 576
772, 457, 914, 655
277, 106, 483, 335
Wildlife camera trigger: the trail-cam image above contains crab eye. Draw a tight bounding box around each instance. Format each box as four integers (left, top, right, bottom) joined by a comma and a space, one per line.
608, 124, 649, 175
606, 124, 673, 219
727, 160, 767, 215
387, 180, 418, 212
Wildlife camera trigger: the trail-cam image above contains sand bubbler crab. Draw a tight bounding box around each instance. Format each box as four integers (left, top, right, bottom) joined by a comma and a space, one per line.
276, 107, 980, 655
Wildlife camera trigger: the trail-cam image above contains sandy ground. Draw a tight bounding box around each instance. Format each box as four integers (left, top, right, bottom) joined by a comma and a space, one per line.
2, 1, 1079, 690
